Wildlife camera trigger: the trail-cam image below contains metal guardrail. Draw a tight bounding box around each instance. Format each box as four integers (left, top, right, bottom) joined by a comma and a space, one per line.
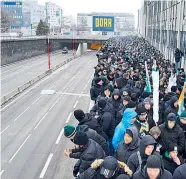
0, 35, 109, 40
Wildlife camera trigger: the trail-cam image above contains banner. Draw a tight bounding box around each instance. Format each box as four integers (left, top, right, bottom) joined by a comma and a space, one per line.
92, 16, 114, 32
178, 80, 186, 115
152, 60, 159, 123
144, 61, 152, 93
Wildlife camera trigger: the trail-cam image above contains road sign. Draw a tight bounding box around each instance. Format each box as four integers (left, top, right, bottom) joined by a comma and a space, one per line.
92, 16, 114, 32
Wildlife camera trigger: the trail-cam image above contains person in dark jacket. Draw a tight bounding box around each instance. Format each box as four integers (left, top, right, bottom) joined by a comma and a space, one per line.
159, 113, 185, 155
164, 96, 179, 119
64, 131, 105, 176
175, 48, 183, 69
132, 155, 172, 179
90, 99, 115, 139
77, 156, 131, 179
116, 126, 140, 163
134, 106, 156, 138
164, 86, 178, 102
127, 135, 157, 174
64, 124, 110, 155
96, 85, 112, 103
74, 109, 108, 140
162, 143, 184, 174
173, 163, 186, 179
90, 77, 104, 103
108, 89, 123, 125
178, 110, 186, 140
143, 97, 154, 124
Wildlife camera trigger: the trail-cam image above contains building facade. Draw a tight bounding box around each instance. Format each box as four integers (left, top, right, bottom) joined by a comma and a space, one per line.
138, 0, 186, 67
77, 12, 135, 36
45, 2, 63, 33
1, 0, 23, 32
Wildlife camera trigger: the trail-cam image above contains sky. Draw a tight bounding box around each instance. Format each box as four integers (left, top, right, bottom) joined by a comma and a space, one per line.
38, 0, 143, 26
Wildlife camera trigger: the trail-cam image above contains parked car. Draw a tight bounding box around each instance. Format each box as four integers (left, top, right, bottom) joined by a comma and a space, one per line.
62, 47, 68, 54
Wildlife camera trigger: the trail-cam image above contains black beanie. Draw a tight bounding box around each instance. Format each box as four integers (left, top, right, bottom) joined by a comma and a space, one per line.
137, 106, 147, 115
116, 174, 130, 179
73, 131, 89, 145
125, 129, 133, 138
171, 86, 177, 93
98, 99, 106, 109
74, 110, 85, 121
167, 113, 176, 121
95, 77, 102, 84
146, 155, 161, 169
168, 143, 178, 152
126, 100, 136, 108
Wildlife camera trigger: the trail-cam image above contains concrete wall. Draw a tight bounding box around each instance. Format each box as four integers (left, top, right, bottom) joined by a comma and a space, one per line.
76, 43, 88, 57
1, 39, 79, 66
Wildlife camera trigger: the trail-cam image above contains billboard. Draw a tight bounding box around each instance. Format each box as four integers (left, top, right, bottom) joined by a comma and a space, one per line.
92, 16, 114, 32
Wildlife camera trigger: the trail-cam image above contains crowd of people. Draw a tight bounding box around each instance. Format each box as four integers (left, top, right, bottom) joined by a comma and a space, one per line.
63, 36, 186, 179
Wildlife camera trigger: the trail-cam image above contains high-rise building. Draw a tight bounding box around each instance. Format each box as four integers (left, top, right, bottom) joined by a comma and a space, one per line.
138, 0, 186, 66
0, 0, 23, 32
45, 2, 63, 33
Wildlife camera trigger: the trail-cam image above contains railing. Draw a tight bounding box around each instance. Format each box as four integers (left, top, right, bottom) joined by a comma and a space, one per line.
0, 35, 109, 40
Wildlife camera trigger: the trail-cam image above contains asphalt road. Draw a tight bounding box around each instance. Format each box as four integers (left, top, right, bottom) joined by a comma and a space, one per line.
1, 50, 74, 97
1, 52, 97, 179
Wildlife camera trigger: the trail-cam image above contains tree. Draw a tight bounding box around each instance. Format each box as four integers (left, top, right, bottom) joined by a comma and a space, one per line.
36, 20, 49, 36
1, 10, 12, 33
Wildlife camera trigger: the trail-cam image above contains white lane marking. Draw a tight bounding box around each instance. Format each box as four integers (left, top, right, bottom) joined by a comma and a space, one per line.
88, 100, 95, 111
88, 79, 91, 83
9, 134, 31, 163
49, 98, 60, 111
34, 113, 48, 130
39, 153, 54, 178
0, 170, 5, 176
32, 96, 43, 105
64, 87, 69, 93
13, 107, 30, 122
73, 100, 79, 109
55, 128, 64, 144
1, 125, 10, 134
65, 112, 72, 123
84, 84, 87, 90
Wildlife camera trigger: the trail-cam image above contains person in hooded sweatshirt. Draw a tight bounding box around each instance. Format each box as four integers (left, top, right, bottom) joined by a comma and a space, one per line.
164, 96, 179, 119
173, 163, 186, 179
133, 106, 155, 138
132, 155, 172, 179
77, 156, 131, 179
127, 135, 157, 174
90, 77, 104, 103
74, 109, 108, 140
96, 85, 112, 103
64, 124, 110, 156
162, 143, 184, 174
164, 86, 178, 102
64, 131, 105, 177
112, 108, 137, 150
116, 126, 140, 163
159, 113, 185, 156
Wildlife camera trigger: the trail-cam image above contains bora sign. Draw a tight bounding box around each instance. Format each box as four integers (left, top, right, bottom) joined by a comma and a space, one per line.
92, 16, 114, 32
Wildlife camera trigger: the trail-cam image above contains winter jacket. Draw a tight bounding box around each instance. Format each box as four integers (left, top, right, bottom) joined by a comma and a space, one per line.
116, 126, 140, 163
78, 113, 108, 140
173, 163, 186, 179
108, 89, 123, 125
132, 166, 172, 179
72, 139, 105, 175
159, 123, 185, 155
112, 109, 137, 150
164, 96, 179, 119
175, 49, 183, 62
77, 167, 125, 179
163, 154, 184, 174
164, 92, 177, 102
90, 103, 115, 138
90, 84, 104, 101
127, 135, 157, 174
78, 125, 110, 155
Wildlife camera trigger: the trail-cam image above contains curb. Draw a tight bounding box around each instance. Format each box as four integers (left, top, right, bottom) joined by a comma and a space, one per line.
1, 54, 81, 106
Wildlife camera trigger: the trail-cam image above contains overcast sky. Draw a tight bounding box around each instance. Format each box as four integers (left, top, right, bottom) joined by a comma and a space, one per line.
38, 0, 143, 26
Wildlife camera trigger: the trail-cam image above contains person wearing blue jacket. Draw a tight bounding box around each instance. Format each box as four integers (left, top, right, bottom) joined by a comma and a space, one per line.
112, 108, 137, 150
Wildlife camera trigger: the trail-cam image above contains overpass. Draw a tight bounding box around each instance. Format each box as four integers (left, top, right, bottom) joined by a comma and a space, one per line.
1, 35, 108, 65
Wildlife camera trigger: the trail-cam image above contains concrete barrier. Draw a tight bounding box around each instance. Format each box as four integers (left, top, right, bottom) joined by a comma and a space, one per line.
1, 54, 83, 106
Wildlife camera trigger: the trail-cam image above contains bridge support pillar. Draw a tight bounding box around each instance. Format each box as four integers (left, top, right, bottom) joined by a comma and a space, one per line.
76, 43, 87, 57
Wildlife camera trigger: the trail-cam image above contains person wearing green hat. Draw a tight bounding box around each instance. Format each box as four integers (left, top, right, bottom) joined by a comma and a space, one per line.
64, 124, 109, 155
